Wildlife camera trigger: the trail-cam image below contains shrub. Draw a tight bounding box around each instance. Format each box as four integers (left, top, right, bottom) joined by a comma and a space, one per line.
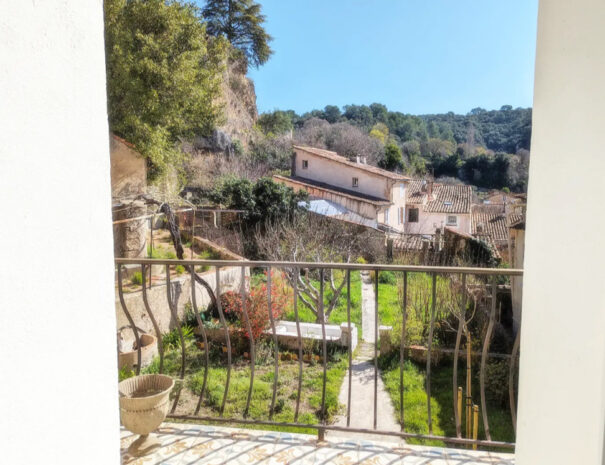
130, 271, 143, 285
162, 325, 195, 350
118, 365, 135, 382
378, 271, 396, 285
175, 265, 186, 275
482, 360, 511, 407
218, 271, 289, 339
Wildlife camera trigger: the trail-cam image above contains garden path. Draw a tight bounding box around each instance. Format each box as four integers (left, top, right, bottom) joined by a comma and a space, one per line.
360, 271, 376, 343
330, 342, 401, 442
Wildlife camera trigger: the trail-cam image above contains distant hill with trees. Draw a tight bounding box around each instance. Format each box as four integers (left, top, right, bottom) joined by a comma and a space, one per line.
255, 104, 531, 192
103, 0, 530, 194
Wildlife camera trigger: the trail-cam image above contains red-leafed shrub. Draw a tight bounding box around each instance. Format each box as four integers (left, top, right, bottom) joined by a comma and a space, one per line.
220, 271, 290, 339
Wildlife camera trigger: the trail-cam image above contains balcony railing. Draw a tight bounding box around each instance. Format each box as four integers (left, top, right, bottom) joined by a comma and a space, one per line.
116, 258, 523, 451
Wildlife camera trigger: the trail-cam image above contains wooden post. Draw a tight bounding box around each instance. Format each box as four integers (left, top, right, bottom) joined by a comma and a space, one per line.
472, 405, 479, 450
466, 333, 472, 440
457, 387, 463, 434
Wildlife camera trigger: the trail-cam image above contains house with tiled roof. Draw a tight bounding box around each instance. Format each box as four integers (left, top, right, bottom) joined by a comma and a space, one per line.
471, 204, 509, 249
405, 180, 472, 235
274, 145, 410, 232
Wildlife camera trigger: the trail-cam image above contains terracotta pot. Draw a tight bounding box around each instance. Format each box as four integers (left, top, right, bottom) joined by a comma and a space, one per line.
119, 374, 174, 457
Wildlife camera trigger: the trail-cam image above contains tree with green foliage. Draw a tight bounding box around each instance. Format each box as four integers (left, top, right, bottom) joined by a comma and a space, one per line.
202, 0, 273, 68
323, 105, 342, 123
380, 142, 403, 171
210, 177, 307, 224
257, 110, 293, 136
369, 123, 389, 144
104, 0, 226, 179
343, 104, 375, 128
370, 103, 389, 124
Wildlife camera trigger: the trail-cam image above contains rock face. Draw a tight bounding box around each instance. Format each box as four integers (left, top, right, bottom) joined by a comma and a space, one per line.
189, 57, 257, 156
218, 58, 258, 148
113, 200, 148, 258
193, 129, 233, 155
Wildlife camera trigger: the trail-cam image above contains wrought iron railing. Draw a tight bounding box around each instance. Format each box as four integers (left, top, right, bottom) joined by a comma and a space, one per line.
116, 258, 522, 450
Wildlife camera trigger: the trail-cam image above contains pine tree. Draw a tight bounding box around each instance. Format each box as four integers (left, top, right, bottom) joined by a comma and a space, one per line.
202, 0, 273, 68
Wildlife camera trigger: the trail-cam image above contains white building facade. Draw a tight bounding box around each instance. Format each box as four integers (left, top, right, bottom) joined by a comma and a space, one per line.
279, 145, 409, 232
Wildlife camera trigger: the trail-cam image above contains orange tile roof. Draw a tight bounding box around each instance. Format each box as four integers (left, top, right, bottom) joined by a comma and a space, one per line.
507, 213, 525, 228
405, 180, 428, 204
471, 205, 509, 242
293, 145, 410, 181
424, 184, 472, 213
111, 133, 136, 149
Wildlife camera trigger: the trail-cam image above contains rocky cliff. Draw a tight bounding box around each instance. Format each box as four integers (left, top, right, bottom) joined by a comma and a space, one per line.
192, 58, 258, 155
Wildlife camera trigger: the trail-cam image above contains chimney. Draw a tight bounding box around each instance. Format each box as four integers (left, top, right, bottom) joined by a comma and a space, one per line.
427, 181, 433, 200
355, 156, 360, 163
363, 157, 367, 164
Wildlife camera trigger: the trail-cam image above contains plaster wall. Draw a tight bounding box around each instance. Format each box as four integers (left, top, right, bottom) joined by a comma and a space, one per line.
405, 210, 471, 235
515, 1, 605, 463
381, 183, 406, 231
110, 135, 147, 200
0, 1, 120, 463
509, 228, 524, 333
295, 149, 391, 200
116, 267, 248, 346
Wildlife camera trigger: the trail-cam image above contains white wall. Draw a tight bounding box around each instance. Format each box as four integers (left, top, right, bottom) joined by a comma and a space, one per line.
0, 2, 120, 465
516, 1, 605, 464
295, 149, 390, 200
405, 210, 471, 235
385, 183, 406, 231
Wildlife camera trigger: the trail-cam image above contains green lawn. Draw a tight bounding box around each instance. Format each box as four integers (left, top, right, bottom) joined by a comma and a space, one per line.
137, 336, 349, 434
379, 353, 516, 449
282, 271, 363, 333
153, 269, 516, 445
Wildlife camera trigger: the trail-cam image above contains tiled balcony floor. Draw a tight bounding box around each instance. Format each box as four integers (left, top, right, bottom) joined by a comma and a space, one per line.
120, 422, 515, 465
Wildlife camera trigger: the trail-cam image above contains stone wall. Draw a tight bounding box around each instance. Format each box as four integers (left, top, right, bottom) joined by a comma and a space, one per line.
116, 266, 248, 346
113, 200, 148, 258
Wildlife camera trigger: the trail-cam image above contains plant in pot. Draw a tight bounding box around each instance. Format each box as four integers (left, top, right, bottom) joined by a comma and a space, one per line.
118, 374, 174, 457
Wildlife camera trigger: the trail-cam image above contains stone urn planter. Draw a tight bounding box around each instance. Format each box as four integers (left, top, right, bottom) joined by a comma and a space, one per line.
119, 374, 174, 457
118, 333, 158, 371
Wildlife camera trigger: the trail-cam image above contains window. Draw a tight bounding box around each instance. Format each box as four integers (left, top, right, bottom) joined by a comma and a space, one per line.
400, 183, 405, 198
408, 208, 419, 223
352, 177, 359, 187
302, 160, 308, 169
398, 207, 404, 224
446, 215, 458, 226
384, 209, 389, 224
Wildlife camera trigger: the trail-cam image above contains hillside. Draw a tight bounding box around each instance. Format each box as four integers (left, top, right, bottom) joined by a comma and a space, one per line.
254, 104, 531, 192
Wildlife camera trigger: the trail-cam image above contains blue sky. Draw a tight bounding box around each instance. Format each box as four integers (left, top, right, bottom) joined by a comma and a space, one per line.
245, 0, 539, 116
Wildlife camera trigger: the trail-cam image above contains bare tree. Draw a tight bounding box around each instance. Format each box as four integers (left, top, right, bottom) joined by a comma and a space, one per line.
256, 212, 384, 322
295, 118, 385, 166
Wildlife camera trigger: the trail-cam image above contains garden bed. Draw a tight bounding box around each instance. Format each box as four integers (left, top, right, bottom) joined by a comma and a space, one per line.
126, 333, 349, 432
